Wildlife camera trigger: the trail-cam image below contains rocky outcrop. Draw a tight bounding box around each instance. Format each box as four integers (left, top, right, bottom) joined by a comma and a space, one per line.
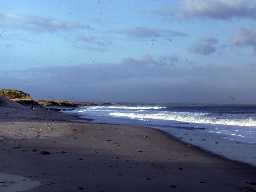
0, 88, 110, 108
0, 89, 32, 100
0, 89, 38, 107
13, 99, 40, 106
37, 100, 80, 108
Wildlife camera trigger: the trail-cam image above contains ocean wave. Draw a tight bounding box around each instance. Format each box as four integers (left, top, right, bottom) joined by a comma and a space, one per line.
77, 105, 166, 111
109, 112, 256, 127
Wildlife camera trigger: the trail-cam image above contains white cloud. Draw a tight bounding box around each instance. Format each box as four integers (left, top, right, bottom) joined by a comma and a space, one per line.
179, 0, 256, 19
0, 13, 90, 32
116, 27, 187, 40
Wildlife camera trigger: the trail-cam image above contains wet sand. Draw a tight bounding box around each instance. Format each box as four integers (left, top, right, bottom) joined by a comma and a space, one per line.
159, 126, 256, 167
0, 103, 255, 191
0, 173, 40, 192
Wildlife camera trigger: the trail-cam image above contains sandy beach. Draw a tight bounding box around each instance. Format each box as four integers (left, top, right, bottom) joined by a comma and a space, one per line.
0, 100, 256, 192
3, 0, 256, 191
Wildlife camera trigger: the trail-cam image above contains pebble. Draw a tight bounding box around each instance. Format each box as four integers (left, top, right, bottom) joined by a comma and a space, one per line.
40, 151, 51, 155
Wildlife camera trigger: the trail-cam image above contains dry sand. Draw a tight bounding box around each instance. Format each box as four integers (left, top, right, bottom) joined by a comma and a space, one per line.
0, 98, 255, 191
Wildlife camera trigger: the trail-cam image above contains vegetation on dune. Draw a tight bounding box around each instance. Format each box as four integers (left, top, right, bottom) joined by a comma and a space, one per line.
0, 89, 78, 107
37, 100, 79, 107
0, 88, 100, 108
0, 89, 32, 100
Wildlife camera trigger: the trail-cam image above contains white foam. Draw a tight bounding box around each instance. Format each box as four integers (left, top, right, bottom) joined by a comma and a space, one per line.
77, 105, 166, 111
67, 105, 256, 143
109, 111, 256, 127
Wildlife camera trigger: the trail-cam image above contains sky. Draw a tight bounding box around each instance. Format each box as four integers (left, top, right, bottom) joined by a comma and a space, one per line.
1, 0, 256, 104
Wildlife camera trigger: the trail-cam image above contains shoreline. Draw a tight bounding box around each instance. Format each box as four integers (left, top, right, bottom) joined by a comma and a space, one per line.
154, 127, 256, 168
0, 105, 255, 191
0, 120, 255, 191
1, 108, 255, 169
73, 117, 256, 168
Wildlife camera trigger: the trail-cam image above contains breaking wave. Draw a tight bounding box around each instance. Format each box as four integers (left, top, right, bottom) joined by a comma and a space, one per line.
78, 105, 166, 111
109, 112, 256, 127
67, 104, 256, 143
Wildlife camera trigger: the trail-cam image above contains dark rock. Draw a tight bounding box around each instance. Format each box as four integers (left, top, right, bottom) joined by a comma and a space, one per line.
246, 181, 256, 186
37, 100, 79, 107
169, 185, 177, 188
78, 186, 84, 190
40, 151, 51, 155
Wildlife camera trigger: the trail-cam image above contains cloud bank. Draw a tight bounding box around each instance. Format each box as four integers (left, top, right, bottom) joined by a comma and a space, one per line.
179, 0, 256, 19
0, 13, 89, 32
1, 55, 256, 104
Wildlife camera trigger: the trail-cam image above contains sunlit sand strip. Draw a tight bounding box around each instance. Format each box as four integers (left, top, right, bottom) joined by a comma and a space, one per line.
0, 173, 40, 192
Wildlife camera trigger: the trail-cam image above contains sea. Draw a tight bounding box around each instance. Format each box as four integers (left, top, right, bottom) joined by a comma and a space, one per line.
64, 104, 256, 166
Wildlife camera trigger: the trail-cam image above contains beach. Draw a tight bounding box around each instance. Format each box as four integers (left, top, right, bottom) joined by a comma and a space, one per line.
2, 0, 256, 191
0, 102, 256, 191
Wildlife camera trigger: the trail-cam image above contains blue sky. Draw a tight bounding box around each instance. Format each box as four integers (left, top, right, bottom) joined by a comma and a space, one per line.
1, 0, 256, 103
